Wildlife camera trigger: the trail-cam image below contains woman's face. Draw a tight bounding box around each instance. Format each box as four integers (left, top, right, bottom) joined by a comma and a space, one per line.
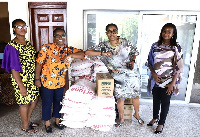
162, 26, 174, 41
106, 25, 118, 41
53, 30, 66, 47
13, 21, 27, 36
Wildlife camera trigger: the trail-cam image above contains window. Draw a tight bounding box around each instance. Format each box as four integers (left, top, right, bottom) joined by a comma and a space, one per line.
84, 11, 139, 50
84, 10, 199, 101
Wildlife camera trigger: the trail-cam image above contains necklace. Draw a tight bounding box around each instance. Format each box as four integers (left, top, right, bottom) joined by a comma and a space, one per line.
109, 39, 119, 48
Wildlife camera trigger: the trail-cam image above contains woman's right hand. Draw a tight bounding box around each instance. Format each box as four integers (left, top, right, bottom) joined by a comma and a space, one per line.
19, 85, 28, 96
152, 73, 161, 83
35, 81, 41, 88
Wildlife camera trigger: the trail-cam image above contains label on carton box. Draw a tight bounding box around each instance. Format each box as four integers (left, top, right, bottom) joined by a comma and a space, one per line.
124, 98, 133, 105
123, 105, 133, 119
96, 73, 114, 97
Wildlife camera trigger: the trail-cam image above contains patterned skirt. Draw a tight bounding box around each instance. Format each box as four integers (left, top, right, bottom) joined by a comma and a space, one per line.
112, 67, 141, 99
12, 79, 39, 105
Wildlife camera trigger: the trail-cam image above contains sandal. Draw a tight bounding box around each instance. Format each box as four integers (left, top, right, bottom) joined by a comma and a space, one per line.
115, 121, 124, 127
22, 125, 37, 133
133, 115, 144, 125
55, 122, 65, 130
147, 119, 159, 126
155, 125, 164, 134
30, 122, 39, 128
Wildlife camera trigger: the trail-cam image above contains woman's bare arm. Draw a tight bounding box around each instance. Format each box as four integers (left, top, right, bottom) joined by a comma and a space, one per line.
11, 69, 27, 96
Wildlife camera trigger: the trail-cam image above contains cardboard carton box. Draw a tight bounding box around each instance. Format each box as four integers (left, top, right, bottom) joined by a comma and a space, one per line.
124, 98, 133, 105
96, 73, 114, 97
123, 105, 133, 119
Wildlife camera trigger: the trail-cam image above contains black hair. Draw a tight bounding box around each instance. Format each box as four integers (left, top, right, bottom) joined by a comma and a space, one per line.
157, 23, 178, 47
53, 28, 65, 36
12, 19, 26, 35
105, 23, 118, 31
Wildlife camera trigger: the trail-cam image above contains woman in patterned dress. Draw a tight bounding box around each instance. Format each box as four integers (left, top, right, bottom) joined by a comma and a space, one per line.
147, 23, 183, 134
86, 23, 144, 127
1, 19, 39, 133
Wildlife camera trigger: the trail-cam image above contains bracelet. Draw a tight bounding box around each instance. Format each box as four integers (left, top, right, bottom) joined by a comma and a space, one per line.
35, 79, 40, 81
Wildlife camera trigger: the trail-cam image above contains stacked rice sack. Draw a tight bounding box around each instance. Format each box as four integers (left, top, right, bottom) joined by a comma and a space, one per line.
60, 58, 115, 131
86, 96, 116, 131
70, 59, 94, 82
91, 59, 109, 80
60, 79, 96, 128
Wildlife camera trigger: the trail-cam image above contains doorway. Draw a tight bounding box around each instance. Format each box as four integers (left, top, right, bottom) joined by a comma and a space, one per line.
28, 2, 67, 52
28, 2, 69, 91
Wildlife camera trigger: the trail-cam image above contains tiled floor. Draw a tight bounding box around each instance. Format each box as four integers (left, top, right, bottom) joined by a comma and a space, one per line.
0, 98, 200, 137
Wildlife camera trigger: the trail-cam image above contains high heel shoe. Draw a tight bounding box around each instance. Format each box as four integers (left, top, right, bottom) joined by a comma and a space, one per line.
154, 125, 164, 134
147, 119, 159, 126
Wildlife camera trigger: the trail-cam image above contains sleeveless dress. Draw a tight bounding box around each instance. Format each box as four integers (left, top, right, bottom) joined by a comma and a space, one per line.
1, 40, 39, 105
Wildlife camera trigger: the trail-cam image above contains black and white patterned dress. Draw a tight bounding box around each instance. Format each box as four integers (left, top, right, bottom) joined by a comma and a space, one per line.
90, 38, 141, 99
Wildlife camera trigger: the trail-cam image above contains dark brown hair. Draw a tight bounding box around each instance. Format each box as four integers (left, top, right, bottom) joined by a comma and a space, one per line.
12, 19, 26, 35
158, 23, 178, 47
105, 23, 118, 31
53, 28, 65, 36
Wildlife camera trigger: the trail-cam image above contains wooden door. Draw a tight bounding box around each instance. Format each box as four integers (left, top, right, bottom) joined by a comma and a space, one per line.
29, 2, 69, 91
29, 2, 67, 51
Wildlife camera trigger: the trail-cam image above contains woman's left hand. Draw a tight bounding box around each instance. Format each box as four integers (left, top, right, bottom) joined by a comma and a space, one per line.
63, 55, 72, 63
165, 83, 174, 95
102, 52, 112, 57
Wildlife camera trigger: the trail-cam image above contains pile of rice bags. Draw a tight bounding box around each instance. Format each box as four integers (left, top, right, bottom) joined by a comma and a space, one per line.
70, 59, 94, 82
60, 58, 115, 131
87, 96, 116, 131
60, 79, 96, 128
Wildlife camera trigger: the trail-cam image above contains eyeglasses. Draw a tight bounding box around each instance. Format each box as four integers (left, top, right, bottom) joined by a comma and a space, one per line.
54, 34, 66, 39
14, 25, 28, 29
106, 29, 118, 34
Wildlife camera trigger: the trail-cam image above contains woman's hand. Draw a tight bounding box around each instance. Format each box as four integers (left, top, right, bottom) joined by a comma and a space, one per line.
35, 81, 41, 88
165, 83, 174, 95
126, 61, 135, 70
152, 73, 161, 83
63, 55, 72, 63
19, 85, 28, 96
102, 52, 112, 57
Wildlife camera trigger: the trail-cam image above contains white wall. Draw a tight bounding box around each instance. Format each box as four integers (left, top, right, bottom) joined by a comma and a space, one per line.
2, 0, 200, 48
7, 0, 29, 40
